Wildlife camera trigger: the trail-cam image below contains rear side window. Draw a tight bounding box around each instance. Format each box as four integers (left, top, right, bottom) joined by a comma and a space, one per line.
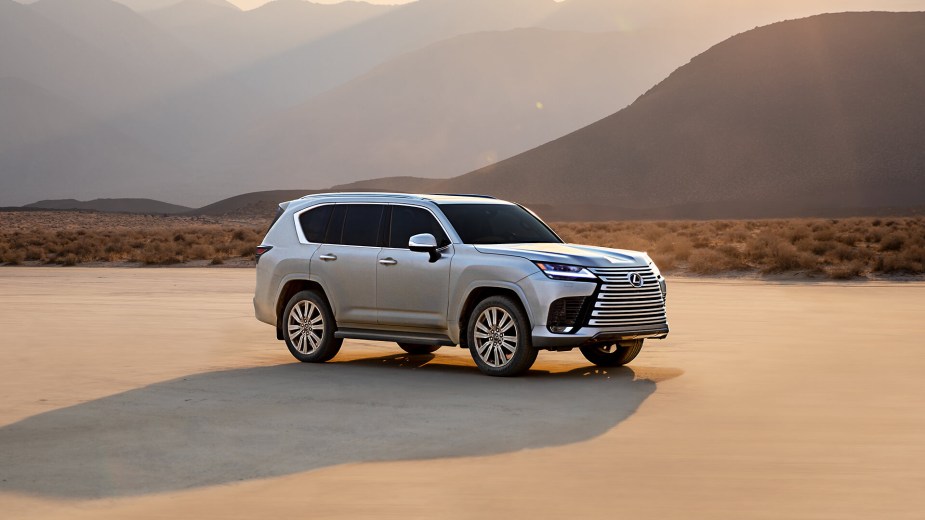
389, 206, 450, 249
324, 205, 347, 244
298, 205, 333, 243
339, 204, 385, 247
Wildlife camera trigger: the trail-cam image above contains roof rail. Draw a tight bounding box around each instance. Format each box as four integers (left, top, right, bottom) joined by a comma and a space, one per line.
299, 192, 422, 200
429, 193, 497, 199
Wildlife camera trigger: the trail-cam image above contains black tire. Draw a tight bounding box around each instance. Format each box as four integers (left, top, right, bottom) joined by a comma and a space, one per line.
398, 343, 441, 355
282, 290, 342, 363
579, 340, 643, 367
466, 295, 538, 377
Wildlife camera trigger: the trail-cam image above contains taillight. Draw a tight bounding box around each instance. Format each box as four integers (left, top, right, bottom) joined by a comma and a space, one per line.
255, 245, 273, 263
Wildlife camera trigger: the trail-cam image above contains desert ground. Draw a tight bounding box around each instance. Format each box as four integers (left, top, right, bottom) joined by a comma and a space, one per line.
1, 268, 923, 519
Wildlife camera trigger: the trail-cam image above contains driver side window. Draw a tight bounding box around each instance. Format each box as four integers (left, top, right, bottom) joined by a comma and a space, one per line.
389, 206, 450, 249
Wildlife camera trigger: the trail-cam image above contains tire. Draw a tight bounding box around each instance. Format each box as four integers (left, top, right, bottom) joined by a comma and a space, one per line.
398, 343, 441, 355
467, 295, 538, 377
579, 340, 643, 367
282, 290, 342, 363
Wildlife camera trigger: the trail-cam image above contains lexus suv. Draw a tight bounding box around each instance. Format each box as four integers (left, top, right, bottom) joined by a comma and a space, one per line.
253, 193, 668, 376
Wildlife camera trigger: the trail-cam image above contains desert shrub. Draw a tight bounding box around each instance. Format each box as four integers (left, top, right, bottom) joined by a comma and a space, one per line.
688, 249, 727, 274
62, 254, 78, 266
813, 228, 835, 241
880, 232, 906, 252
188, 244, 216, 260
828, 243, 859, 262
24, 246, 44, 261
210, 257, 224, 265
827, 261, 864, 279
876, 248, 925, 274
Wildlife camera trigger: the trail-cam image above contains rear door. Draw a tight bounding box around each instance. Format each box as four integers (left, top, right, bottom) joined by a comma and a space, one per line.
311, 204, 384, 326
376, 204, 453, 329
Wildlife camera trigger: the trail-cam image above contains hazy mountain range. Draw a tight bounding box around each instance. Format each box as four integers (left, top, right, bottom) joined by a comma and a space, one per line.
342, 12, 925, 219
2, 0, 925, 215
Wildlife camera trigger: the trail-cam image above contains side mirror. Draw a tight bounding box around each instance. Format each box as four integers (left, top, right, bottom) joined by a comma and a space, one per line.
409, 233, 441, 263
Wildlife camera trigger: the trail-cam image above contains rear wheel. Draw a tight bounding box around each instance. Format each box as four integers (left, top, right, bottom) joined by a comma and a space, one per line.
398, 343, 441, 355
467, 296, 537, 377
283, 290, 342, 363
579, 340, 643, 367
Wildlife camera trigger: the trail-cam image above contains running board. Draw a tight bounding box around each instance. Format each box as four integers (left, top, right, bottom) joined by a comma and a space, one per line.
334, 329, 456, 346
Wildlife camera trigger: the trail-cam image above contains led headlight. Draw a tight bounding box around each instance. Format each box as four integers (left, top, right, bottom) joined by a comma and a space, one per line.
534, 262, 597, 282
646, 255, 667, 300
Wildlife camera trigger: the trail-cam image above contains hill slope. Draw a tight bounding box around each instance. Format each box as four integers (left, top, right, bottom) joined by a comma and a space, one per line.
341, 12, 925, 219
24, 198, 192, 214
0, 78, 175, 206
211, 28, 702, 193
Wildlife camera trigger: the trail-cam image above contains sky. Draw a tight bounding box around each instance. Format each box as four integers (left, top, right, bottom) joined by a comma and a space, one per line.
232, 0, 416, 9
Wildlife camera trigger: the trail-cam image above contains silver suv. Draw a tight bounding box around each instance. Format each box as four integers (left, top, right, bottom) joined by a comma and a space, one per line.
254, 193, 668, 376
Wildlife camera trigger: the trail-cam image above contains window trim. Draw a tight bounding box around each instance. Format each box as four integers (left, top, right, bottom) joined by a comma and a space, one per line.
293, 202, 335, 245
293, 201, 457, 249
293, 202, 388, 249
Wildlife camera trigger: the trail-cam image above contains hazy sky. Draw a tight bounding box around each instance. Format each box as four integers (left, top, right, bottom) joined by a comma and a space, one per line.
232, 0, 416, 9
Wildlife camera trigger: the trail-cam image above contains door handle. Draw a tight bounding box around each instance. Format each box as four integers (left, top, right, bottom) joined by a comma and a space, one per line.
378, 258, 398, 266
319, 254, 337, 261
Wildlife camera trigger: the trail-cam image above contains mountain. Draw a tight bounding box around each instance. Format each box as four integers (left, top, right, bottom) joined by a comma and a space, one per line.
24, 198, 192, 214
146, 0, 394, 72
23, 0, 264, 160
0, 78, 175, 206
223, 0, 564, 107
208, 27, 706, 194
191, 189, 322, 216
337, 12, 925, 219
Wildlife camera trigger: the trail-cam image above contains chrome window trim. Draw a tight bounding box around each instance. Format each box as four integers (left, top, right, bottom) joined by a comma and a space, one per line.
293, 201, 457, 248
293, 202, 336, 245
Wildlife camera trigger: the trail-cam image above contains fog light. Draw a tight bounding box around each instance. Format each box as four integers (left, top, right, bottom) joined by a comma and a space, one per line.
547, 296, 587, 333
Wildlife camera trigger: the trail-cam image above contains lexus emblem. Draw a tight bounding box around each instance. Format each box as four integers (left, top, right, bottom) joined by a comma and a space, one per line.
627, 272, 645, 288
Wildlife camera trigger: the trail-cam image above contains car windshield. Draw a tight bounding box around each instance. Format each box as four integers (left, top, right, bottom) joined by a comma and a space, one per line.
438, 203, 562, 245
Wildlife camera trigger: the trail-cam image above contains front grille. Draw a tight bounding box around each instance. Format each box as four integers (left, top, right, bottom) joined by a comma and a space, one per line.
587, 266, 667, 328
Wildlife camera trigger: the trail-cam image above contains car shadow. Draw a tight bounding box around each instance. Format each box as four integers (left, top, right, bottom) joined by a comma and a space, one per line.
0, 354, 681, 499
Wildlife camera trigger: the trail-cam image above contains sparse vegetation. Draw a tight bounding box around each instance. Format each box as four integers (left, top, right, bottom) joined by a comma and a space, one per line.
0, 211, 266, 267
554, 217, 925, 280
1, 211, 923, 279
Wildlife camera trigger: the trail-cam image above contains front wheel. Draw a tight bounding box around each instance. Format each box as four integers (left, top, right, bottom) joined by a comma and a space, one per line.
467, 296, 537, 377
282, 290, 342, 363
579, 340, 643, 367
398, 343, 441, 355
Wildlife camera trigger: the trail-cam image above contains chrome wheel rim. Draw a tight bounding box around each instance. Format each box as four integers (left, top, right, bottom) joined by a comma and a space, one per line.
288, 300, 324, 355
597, 344, 618, 354
473, 307, 517, 368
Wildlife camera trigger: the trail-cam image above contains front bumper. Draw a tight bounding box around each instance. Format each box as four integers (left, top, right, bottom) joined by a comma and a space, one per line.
516, 270, 669, 350
531, 323, 669, 349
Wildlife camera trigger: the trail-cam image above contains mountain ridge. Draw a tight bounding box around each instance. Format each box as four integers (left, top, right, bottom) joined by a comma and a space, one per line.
336, 12, 925, 219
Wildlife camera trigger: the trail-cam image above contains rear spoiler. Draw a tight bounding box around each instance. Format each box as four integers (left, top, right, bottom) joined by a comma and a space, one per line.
267, 201, 290, 233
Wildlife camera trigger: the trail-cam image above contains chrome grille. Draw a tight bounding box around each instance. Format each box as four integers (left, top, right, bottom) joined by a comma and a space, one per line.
587, 266, 667, 328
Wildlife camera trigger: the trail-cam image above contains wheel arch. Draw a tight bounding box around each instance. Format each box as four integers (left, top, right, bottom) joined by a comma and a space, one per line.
457, 284, 532, 348
275, 278, 331, 340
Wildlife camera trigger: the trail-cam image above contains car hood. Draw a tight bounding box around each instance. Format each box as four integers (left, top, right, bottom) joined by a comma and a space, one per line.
473, 243, 651, 268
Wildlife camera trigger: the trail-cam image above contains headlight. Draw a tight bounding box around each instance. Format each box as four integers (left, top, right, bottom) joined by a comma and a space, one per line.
645, 256, 661, 278
534, 262, 597, 282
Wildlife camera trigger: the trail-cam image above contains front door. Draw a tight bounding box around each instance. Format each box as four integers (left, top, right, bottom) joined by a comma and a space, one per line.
376, 205, 453, 329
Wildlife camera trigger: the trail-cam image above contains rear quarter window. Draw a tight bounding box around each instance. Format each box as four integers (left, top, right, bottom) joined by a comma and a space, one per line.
298, 205, 334, 243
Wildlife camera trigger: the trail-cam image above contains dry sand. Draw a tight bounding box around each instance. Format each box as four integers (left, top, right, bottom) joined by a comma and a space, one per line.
1, 268, 923, 519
